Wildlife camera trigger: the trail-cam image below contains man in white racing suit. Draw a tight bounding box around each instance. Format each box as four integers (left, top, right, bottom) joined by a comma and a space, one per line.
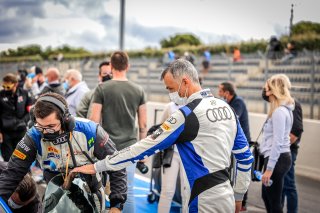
73, 59, 253, 213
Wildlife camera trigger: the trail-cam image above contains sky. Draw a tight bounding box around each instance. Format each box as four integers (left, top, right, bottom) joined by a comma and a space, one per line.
0, 0, 319, 52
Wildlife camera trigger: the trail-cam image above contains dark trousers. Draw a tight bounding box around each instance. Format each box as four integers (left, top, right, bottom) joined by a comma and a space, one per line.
262, 152, 292, 213
0, 130, 26, 162
242, 190, 248, 207
282, 149, 298, 213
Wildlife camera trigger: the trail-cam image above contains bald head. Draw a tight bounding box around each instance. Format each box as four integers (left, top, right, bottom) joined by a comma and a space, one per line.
45, 67, 60, 83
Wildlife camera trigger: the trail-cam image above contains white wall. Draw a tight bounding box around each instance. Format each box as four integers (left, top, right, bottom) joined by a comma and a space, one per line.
147, 102, 320, 181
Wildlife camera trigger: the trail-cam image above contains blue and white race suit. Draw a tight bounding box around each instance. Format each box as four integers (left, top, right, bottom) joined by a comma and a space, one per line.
95, 89, 253, 213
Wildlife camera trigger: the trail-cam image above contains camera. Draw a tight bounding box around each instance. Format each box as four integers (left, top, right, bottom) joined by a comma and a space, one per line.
136, 162, 149, 174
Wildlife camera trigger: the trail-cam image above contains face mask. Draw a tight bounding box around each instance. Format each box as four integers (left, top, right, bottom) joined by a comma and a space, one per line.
262, 88, 270, 102
102, 75, 112, 82
4, 90, 13, 96
43, 131, 69, 145
63, 81, 69, 90
169, 80, 188, 105
37, 80, 42, 86
8, 197, 23, 209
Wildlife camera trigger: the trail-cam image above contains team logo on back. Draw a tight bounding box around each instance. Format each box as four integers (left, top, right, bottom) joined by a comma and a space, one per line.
206, 106, 233, 122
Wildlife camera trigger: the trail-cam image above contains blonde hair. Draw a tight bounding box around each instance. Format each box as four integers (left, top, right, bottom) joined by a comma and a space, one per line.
267, 74, 294, 117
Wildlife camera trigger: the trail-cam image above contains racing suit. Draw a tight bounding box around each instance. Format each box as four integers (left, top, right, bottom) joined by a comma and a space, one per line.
95, 89, 253, 213
0, 117, 127, 209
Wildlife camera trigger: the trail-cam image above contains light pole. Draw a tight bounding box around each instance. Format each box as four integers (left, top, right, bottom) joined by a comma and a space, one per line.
289, 4, 294, 38
119, 0, 125, 50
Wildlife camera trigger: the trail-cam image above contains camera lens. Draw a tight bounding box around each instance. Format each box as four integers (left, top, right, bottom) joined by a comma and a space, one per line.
136, 162, 149, 174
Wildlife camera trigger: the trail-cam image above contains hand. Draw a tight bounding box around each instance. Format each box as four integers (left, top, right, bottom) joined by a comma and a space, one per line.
31, 75, 38, 83
62, 172, 77, 190
109, 207, 121, 213
71, 164, 96, 175
139, 158, 148, 163
0, 132, 3, 143
235, 201, 242, 213
262, 169, 273, 186
290, 133, 298, 144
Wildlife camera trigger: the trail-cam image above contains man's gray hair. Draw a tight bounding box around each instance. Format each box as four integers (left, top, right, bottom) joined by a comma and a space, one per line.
161, 59, 200, 84
66, 69, 82, 81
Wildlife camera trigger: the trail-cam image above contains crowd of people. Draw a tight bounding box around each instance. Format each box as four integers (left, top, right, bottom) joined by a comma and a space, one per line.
0, 49, 303, 213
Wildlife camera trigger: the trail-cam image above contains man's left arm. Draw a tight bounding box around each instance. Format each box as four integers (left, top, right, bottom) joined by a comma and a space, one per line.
232, 119, 253, 202
93, 125, 127, 209
138, 104, 147, 140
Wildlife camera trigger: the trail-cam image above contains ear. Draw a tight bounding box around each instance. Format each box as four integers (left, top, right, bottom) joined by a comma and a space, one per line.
183, 77, 191, 86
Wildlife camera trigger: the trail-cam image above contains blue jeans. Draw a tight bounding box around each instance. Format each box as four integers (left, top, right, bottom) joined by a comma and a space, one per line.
123, 163, 136, 213
282, 150, 298, 213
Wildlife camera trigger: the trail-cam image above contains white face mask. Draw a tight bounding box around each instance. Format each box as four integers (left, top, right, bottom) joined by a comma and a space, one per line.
169, 79, 188, 105
8, 197, 23, 209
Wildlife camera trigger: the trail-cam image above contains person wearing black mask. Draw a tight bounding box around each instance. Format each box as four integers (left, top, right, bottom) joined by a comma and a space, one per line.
0, 73, 33, 162
0, 93, 127, 213
76, 61, 112, 118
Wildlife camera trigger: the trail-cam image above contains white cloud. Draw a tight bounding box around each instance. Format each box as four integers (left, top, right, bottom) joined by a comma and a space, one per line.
0, 0, 320, 52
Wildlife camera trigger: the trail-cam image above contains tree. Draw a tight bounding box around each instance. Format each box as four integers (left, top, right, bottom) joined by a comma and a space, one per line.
291, 21, 320, 35
160, 33, 202, 48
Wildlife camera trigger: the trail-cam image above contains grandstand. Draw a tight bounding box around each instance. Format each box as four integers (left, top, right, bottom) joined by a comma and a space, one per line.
0, 53, 319, 119
82, 53, 320, 119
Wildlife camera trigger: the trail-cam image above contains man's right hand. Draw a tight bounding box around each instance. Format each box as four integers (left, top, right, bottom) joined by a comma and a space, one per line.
0, 132, 3, 143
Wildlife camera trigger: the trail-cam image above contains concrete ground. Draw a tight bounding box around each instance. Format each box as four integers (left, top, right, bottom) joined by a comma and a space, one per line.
246, 175, 320, 213
37, 164, 320, 213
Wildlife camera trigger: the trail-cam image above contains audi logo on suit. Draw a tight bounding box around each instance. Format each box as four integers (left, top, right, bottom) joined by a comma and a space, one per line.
206, 106, 233, 122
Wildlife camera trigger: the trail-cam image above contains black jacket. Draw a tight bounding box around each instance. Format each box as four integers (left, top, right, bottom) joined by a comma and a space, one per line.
290, 100, 304, 150
0, 87, 33, 132
40, 83, 66, 96
229, 95, 251, 142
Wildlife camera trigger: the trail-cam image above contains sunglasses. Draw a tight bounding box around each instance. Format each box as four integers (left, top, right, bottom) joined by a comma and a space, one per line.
2, 84, 14, 90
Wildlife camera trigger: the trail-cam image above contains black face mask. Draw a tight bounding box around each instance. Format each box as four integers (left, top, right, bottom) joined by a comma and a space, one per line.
43, 131, 69, 145
102, 75, 112, 82
262, 88, 270, 102
37, 80, 44, 87
4, 90, 13, 96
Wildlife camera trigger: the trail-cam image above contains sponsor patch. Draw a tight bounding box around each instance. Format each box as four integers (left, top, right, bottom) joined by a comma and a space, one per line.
48, 146, 59, 154
166, 116, 177, 124
17, 140, 30, 152
161, 123, 171, 131
206, 106, 233, 123
51, 133, 69, 145
88, 137, 94, 149
151, 128, 164, 140
17, 96, 24, 103
47, 152, 60, 159
13, 149, 26, 160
